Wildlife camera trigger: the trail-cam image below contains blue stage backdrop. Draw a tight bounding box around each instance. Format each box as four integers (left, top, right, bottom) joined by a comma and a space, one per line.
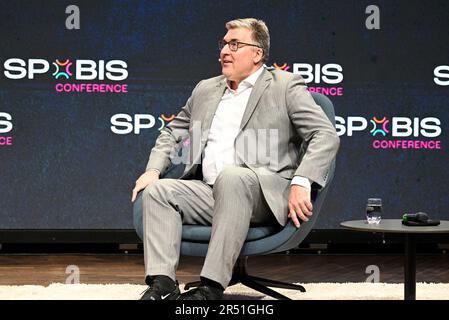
0, 0, 448, 230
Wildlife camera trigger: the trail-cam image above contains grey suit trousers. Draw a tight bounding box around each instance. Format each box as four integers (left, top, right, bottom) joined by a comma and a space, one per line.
142, 166, 278, 288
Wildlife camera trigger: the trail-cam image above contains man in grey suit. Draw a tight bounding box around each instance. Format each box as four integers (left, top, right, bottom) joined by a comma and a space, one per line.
131, 18, 339, 300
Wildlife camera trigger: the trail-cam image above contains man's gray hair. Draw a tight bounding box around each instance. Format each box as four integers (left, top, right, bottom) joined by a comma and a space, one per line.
225, 18, 270, 63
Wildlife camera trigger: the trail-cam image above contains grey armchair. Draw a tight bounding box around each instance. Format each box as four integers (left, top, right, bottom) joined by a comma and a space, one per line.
133, 92, 336, 299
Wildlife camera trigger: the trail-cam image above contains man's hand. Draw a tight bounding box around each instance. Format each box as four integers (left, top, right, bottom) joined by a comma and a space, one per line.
288, 185, 313, 228
131, 170, 160, 202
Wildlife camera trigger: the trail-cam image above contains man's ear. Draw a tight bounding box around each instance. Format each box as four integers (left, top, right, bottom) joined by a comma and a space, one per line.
253, 48, 263, 64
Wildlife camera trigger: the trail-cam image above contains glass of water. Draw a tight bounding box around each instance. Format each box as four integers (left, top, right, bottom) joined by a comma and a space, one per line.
366, 198, 382, 224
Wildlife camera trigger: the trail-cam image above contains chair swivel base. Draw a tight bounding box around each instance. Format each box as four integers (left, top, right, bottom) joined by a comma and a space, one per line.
184, 257, 306, 300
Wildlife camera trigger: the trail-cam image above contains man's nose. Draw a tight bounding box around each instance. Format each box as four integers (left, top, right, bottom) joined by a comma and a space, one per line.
220, 43, 231, 55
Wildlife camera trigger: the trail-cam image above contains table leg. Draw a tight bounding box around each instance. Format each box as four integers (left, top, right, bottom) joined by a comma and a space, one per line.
404, 233, 416, 300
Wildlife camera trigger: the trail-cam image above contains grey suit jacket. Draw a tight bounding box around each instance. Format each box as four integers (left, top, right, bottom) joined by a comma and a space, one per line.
146, 68, 340, 226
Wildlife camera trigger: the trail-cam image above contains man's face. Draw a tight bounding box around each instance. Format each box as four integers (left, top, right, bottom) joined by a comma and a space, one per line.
220, 28, 262, 84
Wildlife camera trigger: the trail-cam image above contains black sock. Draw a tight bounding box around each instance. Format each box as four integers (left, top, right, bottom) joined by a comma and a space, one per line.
200, 276, 224, 292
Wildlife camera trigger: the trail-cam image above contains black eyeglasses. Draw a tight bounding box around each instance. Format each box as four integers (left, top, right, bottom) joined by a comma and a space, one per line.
218, 39, 262, 52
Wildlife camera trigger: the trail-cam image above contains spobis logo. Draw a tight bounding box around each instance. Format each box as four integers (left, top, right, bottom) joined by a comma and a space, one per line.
336, 116, 442, 150
3, 58, 128, 93
0, 112, 13, 146
110, 113, 175, 135
271, 62, 344, 96
434, 65, 449, 86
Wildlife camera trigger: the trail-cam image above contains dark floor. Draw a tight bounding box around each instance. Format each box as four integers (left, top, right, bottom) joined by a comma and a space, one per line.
0, 252, 448, 286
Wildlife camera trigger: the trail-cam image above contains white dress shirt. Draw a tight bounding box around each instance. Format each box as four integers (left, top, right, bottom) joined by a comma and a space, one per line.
201, 66, 311, 190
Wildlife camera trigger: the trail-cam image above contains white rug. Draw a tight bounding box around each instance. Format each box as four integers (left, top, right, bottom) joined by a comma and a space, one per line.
0, 282, 448, 300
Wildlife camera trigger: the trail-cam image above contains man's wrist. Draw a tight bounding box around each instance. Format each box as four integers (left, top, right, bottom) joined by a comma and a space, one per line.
147, 168, 161, 176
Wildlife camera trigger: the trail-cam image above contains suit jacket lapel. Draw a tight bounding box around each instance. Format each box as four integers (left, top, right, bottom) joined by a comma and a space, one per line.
184, 79, 225, 172
239, 68, 273, 130
201, 78, 226, 135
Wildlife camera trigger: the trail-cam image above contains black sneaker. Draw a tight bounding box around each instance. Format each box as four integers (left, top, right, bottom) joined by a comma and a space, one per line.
140, 275, 180, 300
179, 284, 224, 300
